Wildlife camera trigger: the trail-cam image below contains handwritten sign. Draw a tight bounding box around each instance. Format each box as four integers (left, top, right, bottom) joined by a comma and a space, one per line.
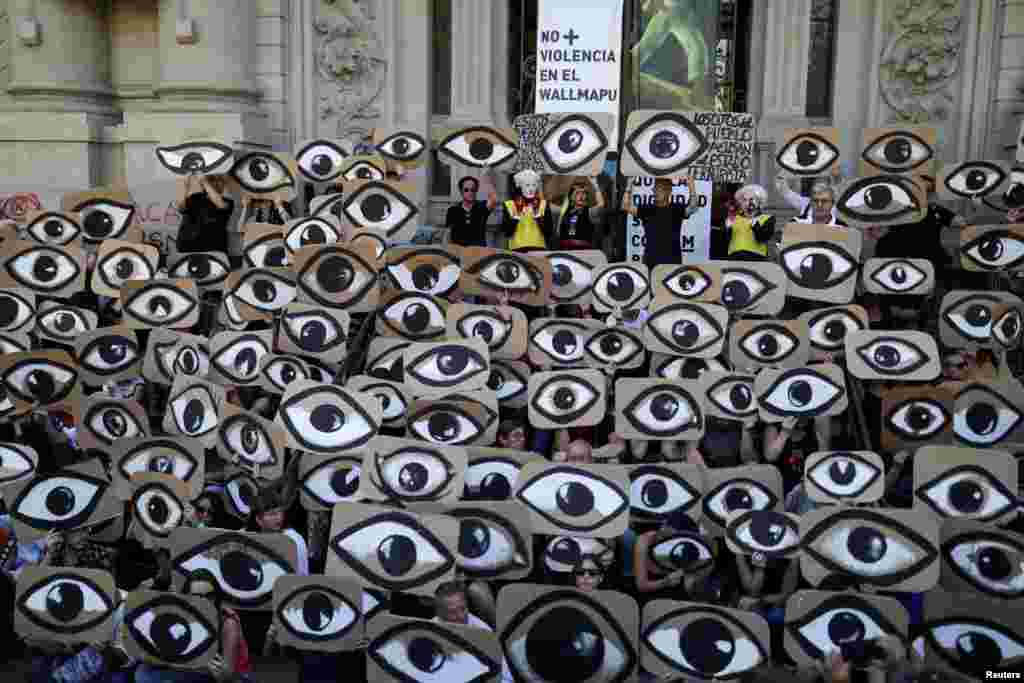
626, 176, 712, 265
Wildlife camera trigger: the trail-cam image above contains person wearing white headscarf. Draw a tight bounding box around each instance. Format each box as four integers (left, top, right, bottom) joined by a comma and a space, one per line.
502, 168, 553, 252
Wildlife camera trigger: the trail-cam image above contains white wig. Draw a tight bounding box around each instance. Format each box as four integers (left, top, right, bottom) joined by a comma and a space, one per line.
736, 184, 768, 204
513, 168, 541, 190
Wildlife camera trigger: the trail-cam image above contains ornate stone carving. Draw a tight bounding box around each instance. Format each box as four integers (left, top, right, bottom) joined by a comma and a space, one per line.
878, 0, 964, 124
314, 0, 388, 144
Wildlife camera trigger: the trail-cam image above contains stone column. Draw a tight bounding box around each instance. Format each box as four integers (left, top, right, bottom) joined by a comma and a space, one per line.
449, 0, 509, 125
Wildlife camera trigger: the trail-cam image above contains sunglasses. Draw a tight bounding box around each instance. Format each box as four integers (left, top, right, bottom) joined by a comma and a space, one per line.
575, 569, 604, 577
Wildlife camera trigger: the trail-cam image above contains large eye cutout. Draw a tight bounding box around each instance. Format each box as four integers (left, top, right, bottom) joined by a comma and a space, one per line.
378, 292, 447, 341
487, 361, 529, 405
340, 158, 387, 182
172, 531, 296, 608
80, 398, 148, 448
386, 247, 462, 298
539, 114, 610, 174
786, 593, 904, 663
276, 381, 380, 454
805, 452, 883, 502
847, 331, 939, 381
0, 353, 79, 407
861, 129, 934, 174
657, 264, 716, 301
217, 408, 284, 474
757, 365, 846, 420
863, 258, 932, 294
726, 510, 801, 557
155, 141, 233, 175
645, 302, 727, 357
24, 211, 82, 246
258, 353, 309, 395
463, 454, 534, 501
243, 229, 290, 269
36, 304, 96, 343
650, 532, 714, 573
221, 472, 258, 519
167, 252, 231, 289
993, 306, 1024, 349
347, 376, 408, 427
941, 161, 1009, 199
15, 569, 115, 636
585, 328, 644, 368
800, 508, 939, 590
529, 370, 604, 428
369, 617, 502, 683
295, 139, 349, 183
960, 227, 1024, 271
274, 578, 360, 648
0, 442, 37, 487
702, 476, 779, 532
367, 339, 410, 382
515, 463, 629, 536
279, 306, 348, 360
779, 239, 859, 294
628, 465, 701, 522
438, 126, 518, 168
941, 292, 1007, 346
653, 355, 729, 381
122, 280, 199, 328
0, 288, 35, 333
884, 396, 951, 443
374, 131, 427, 164
124, 592, 218, 667
76, 329, 141, 383
618, 380, 703, 440
529, 319, 593, 366
448, 506, 531, 579
500, 587, 638, 683
114, 438, 200, 500
704, 373, 757, 423
953, 384, 1023, 447
300, 455, 364, 509
165, 378, 222, 442
465, 252, 544, 297
210, 331, 271, 385
8, 470, 109, 534
720, 265, 781, 313
543, 537, 615, 574
296, 244, 379, 311
543, 250, 604, 304
776, 129, 840, 176
340, 180, 418, 239
801, 306, 868, 352
942, 525, 1024, 599
328, 505, 456, 593
920, 617, 1024, 678
367, 443, 462, 503
226, 269, 297, 315
836, 176, 924, 225
284, 216, 342, 255
131, 477, 186, 539
404, 342, 489, 393
94, 242, 158, 297
72, 199, 135, 242
916, 463, 1016, 523
592, 264, 651, 312
229, 152, 295, 194
1, 242, 83, 295
734, 322, 805, 369
622, 111, 708, 176
453, 308, 512, 352
643, 604, 767, 680
407, 401, 489, 446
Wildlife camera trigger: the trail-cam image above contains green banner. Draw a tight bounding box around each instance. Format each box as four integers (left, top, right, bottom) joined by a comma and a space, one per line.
632, 0, 719, 110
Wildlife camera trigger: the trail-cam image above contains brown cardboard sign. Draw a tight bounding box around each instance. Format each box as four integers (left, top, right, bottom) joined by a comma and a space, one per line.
121, 278, 200, 329
0, 329, 29, 355
464, 447, 544, 501
779, 223, 863, 304
800, 506, 939, 592
294, 242, 381, 313
346, 375, 408, 428
652, 263, 723, 303
460, 247, 553, 307
539, 249, 607, 306
376, 290, 448, 341
937, 160, 1012, 201
207, 329, 273, 387
442, 501, 534, 580
585, 325, 646, 370
913, 445, 1016, 524
294, 138, 354, 183
859, 126, 937, 177
141, 329, 209, 386
775, 127, 841, 178
992, 303, 1024, 350
92, 239, 159, 298
513, 113, 613, 175
804, 451, 885, 504
528, 369, 606, 429
326, 502, 457, 595
641, 599, 768, 680
717, 260, 788, 315
74, 325, 142, 385
515, 462, 629, 538
368, 613, 504, 683
384, 246, 463, 299
275, 380, 381, 454
402, 339, 490, 395
372, 127, 429, 169
60, 189, 137, 243
35, 301, 98, 345
940, 290, 1024, 350
784, 590, 908, 669
15, 567, 117, 645
959, 223, 1024, 271
645, 298, 729, 358
129, 472, 189, 546
700, 371, 758, 426
111, 436, 204, 501
75, 395, 149, 453
358, 436, 467, 505
227, 151, 298, 201
434, 124, 519, 170
162, 375, 226, 448
23, 210, 83, 247
845, 330, 941, 382
0, 442, 38, 492
729, 319, 810, 371
628, 463, 703, 523
835, 174, 928, 227
448, 302, 528, 361
350, 230, 388, 260
880, 384, 955, 452
940, 518, 1024, 601
216, 403, 287, 480
155, 140, 233, 176
223, 268, 296, 321
217, 293, 248, 330
0, 240, 86, 298
169, 527, 298, 610
614, 378, 704, 441
0, 350, 81, 413
725, 510, 802, 559
952, 379, 1024, 447
7, 458, 122, 541
333, 156, 392, 183
122, 590, 219, 670
242, 222, 289, 268
165, 251, 232, 291
528, 317, 601, 368
257, 353, 311, 395
298, 452, 368, 511
861, 258, 935, 295
591, 262, 651, 313
337, 178, 420, 243
309, 192, 346, 220
406, 389, 499, 447
700, 465, 783, 536
755, 363, 848, 423
273, 575, 363, 652
0, 287, 35, 333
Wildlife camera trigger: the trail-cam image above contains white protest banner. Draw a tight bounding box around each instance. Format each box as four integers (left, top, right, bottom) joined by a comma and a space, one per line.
626, 176, 712, 265
535, 0, 624, 147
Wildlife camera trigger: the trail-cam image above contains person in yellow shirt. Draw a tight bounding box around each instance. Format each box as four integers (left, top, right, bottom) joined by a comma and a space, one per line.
502, 168, 553, 252
722, 183, 775, 260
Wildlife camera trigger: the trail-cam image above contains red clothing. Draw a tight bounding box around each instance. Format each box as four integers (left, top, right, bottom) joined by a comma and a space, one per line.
223, 608, 253, 674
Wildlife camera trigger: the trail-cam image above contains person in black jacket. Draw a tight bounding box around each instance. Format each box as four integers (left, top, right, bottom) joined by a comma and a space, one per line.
175, 174, 234, 254
446, 170, 498, 248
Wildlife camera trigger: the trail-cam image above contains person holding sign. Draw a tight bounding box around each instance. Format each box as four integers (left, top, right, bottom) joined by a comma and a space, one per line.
720, 183, 775, 259
503, 169, 553, 252
774, 176, 847, 226
554, 177, 605, 250
446, 170, 498, 248
621, 176, 698, 269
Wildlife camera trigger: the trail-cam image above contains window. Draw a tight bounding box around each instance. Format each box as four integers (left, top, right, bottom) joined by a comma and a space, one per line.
432, 0, 452, 117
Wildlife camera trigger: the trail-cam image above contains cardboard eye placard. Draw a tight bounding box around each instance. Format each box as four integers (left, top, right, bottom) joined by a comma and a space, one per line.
346, 375, 408, 428
0, 240, 86, 298
725, 510, 802, 558
162, 375, 225, 448
939, 290, 1024, 349
169, 527, 298, 610
224, 268, 297, 322
800, 506, 939, 592
121, 278, 200, 329
74, 394, 149, 452
207, 329, 272, 387
514, 461, 629, 538
296, 452, 366, 511
513, 112, 613, 176
60, 189, 138, 243
293, 242, 381, 313
528, 368, 606, 429
326, 502, 457, 595
368, 613, 504, 683
641, 599, 768, 680
366, 337, 410, 382
35, 301, 98, 345
859, 126, 937, 177
23, 210, 83, 246
277, 303, 349, 363
442, 501, 534, 580
844, 330, 941, 382
628, 463, 703, 523
835, 174, 928, 227
755, 363, 848, 423
376, 289, 448, 341
585, 325, 646, 370
940, 518, 1024, 601
775, 127, 841, 178
336, 155, 390, 184
591, 262, 651, 313
73, 325, 142, 385
652, 263, 723, 303
861, 257, 935, 295
227, 151, 298, 201
464, 447, 544, 501
459, 247, 554, 308
309, 192, 345, 221
372, 128, 429, 169
0, 349, 81, 413
992, 303, 1024, 350
700, 465, 783, 536
122, 589, 219, 670
539, 249, 607, 306
155, 140, 234, 176
406, 389, 499, 447
614, 378, 704, 441
253, 353, 307, 395
383, 245, 463, 298
804, 451, 885, 504
729, 319, 810, 371
336, 177, 420, 243
111, 436, 204, 501
701, 371, 758, 426
434, 124, 519, 170
880, 383, 955, 452
14, 567, 117, 645
0, 442, 38, 491
129, 472, 189, 547
275, 380, 381, 454
717, 261, 788, 315
216, 403, 287, 480
358, 436, 467, 505
6, 458, 122, 541
448, 303, 527, 360
242, 222, 289, 268
937, 160, 1012, 201
294, 138, 353, 183
783, 590, 908, 669
959, 224, 1024, 271
0, 287, 35, 333
620, 109, 756, 182
779, 223, 863, 304
645, 298, 729, 359
913, 445, 1016, 524
141, 329, 208, 386
165, 251, 231, 291
273, 575, 363, 652
528, 317, 601, 368
92, 239, 159, 298
401, 339, 490, 396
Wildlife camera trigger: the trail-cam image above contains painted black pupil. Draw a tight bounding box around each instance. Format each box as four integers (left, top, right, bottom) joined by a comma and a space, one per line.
556, 482, 594, 516
954, 632, 1001, 675
151, 613, 192, 657
472, 321, 493, 342
44, 219, 64, 237
758, 334, 779, 358
848, 526, 887, 563
730, 384, 751, 409
651, 394, 680, 421
553, 265, 571, 286
428, 413, 458, 441
181, 152, 205, 171
26, 370, 56, 401
965, 304, 991, 327
330, 467, 359, 496
681, 618, 736, 675
949, 479, 985, 514
553, 330, 577, 356
891, 266, 907, 283
487, 371, 503, 391
978, 237, 1004, 262
641, 480, 668, 508
398, 463, 429, 492
721, 280, 750, 308
311, 154, 333, 176
302, 225, 327, 245
147, 496, 170, 525
558, 129, 583, 153
253, 280, 276, 303
829, 459, 855, 485
149, 456, 173, 474
907, 406, 935, 431
599, 334, 623, 356
827, 611, 866, 647
316, 256, 354, 293
377, 534, 416, 576
873, 345, 900, 368
221, 550, 263, 591
788, 380, 813, 407
606, 273, 634, 301
103, 410, 127, 437
54, 312, 76, 332
800, 254, 832, 284
468, 138, 494, 161
724, 488, 752, 511
966, 402, 998, 436
311, 405, 345, 433
978, 547, 1012, 580
965, 169, 987, 191
823, 320, 847, 341
402, 303, 429, 332
553, 387, 576, 411
187, 256, 210, 278
184, 398, 205, 432
84, 211, 114, 238
300, 321, 328, 350
864, 185, 893, 209
45, 583, 84, 623
883, 139, 912, 164
34, 255, 59, 283
408, 637, 445, 673
302, 592, 334, 632
496, 261, 520, 283
235, 348, 258, 376
115, 259, 134, 279
671, 541, 699, 566
148, 295, 171, 318
45, 485, 75, 516
438, 349, 469, 376
672, 320, 700, 348
649, 130, 680, 159
0, 298, 16, 326
795, 140, 819, 166
525, 607, 604, 681
249, 158, 270, 181
360, 195, 390, 223
99, 342, 127, 364
241, 424, 260, 454
266, 246, 287, 267
392, 138, 411, 155
478, 473, 510, 499
459, 519, 490, 558
412, 264, 439, 291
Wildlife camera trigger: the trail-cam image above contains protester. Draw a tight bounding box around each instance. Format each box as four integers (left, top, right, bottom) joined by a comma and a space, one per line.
446, 170, 498, 248
621, 176, 699, 269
